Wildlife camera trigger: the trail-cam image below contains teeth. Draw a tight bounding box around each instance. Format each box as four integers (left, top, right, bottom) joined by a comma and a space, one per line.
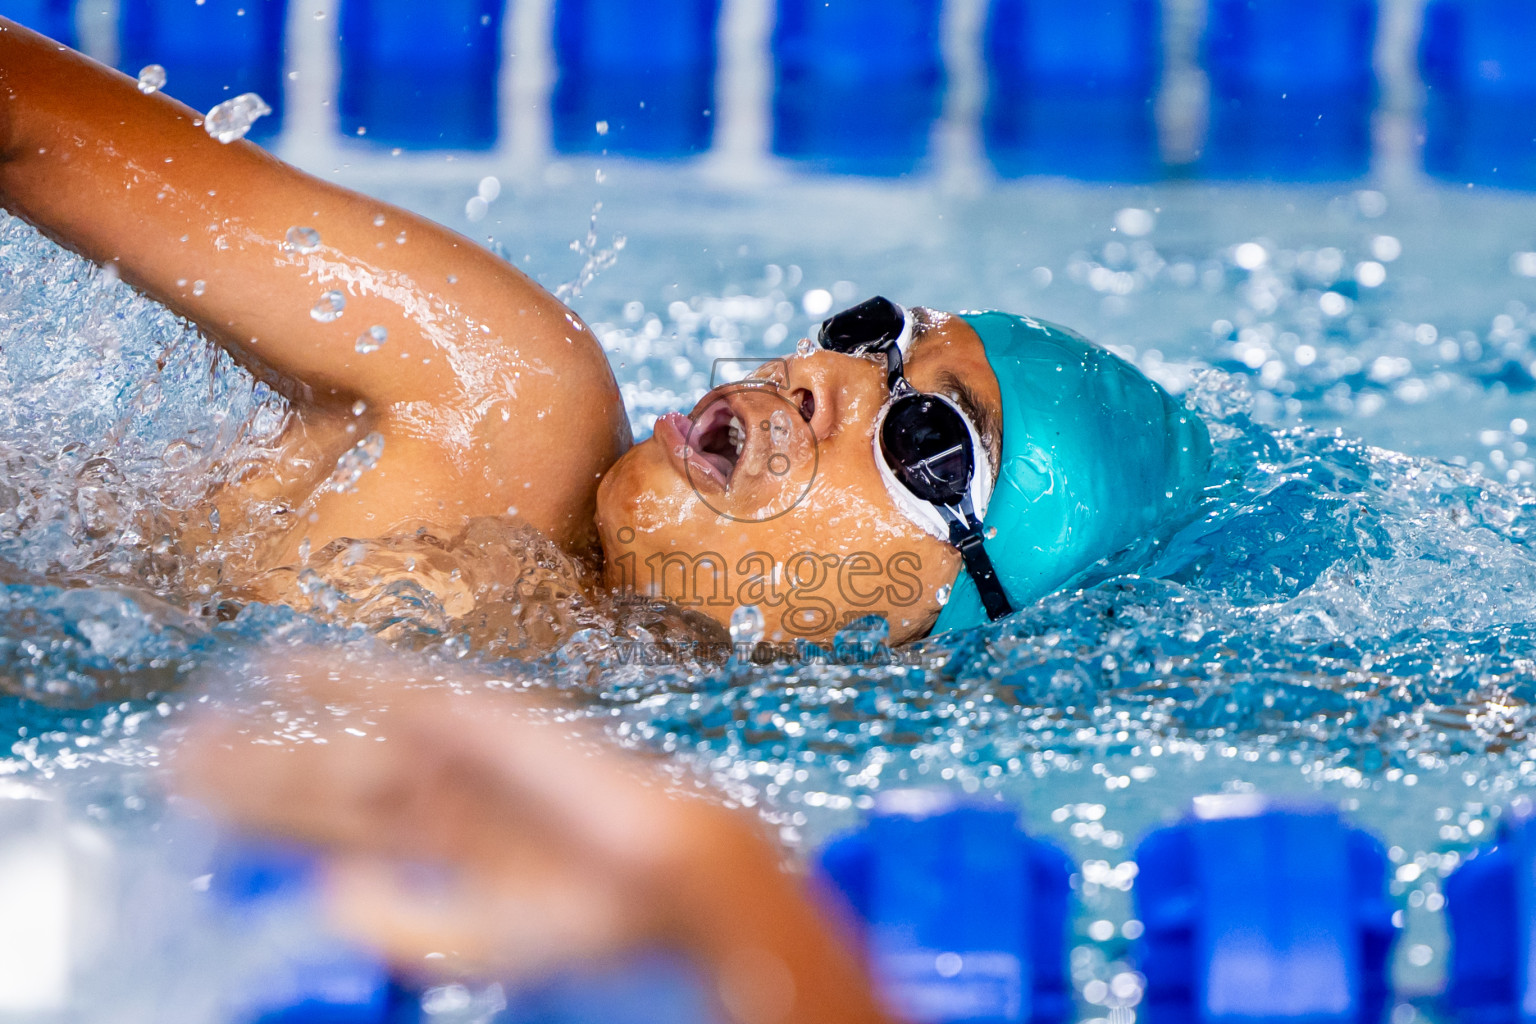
727, 416, 745, 455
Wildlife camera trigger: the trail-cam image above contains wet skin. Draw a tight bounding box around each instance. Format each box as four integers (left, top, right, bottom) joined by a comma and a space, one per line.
0, 19, 999, 644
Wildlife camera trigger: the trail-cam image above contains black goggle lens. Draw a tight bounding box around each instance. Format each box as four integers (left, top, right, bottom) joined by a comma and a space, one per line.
818, 295, 905, 355
879, 394, 974, 507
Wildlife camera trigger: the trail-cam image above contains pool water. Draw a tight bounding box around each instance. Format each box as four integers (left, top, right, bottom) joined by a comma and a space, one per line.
5, 158, 1536, 1017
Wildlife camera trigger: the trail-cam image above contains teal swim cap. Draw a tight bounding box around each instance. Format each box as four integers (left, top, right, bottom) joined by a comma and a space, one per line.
930, 311, 1212, 634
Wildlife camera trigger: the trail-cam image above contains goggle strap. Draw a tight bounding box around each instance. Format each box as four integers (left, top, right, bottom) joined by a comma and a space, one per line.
946, 514, 1014, 621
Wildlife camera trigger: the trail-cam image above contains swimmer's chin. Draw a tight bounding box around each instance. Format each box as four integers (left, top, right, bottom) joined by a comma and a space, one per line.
593, 440, 680, 548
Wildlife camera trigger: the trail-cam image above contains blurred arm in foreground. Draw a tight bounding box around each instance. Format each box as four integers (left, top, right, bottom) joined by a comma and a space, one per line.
174, 656, 894, 1024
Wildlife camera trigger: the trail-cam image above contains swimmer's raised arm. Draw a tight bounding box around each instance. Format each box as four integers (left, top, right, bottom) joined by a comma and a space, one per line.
0, 18, 630, 550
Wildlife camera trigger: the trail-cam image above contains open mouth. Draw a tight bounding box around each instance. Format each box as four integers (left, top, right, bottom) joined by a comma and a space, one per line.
688, 398, 746, 485
654, 394, 747, 491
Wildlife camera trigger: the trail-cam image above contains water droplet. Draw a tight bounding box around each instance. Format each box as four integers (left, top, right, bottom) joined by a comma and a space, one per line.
477, 176, 501, 202
136, 64, 166, 94
595, 169, 607, 184
730, 604, 765, 643
191, 279, 206, 297
985, 526, 998, 540
204, 92, 271, 144
395, 231, 407, 245
310, 290, 346, 322
350, 400, 368, 417
372, 213, 386, 227
796, 337, 814, 356
595, 120, 609, 135
935, 584, 953, 605
328, 432, 386, 493
770, 408, 791, 446
465, 196, 488, 222
284, 226, 321, 253
354, 325, 387, 353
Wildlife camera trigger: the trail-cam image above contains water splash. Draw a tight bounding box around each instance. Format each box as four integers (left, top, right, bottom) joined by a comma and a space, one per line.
554, 203, 626, 303
324, 432, 385, 494
0, 213, 288, 600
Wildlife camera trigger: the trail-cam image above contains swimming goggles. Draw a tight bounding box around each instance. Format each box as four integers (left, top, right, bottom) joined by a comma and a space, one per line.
817, 297, 1014, 621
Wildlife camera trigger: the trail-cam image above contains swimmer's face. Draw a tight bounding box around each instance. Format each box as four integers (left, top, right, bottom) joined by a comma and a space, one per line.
594, 308, 1003, 644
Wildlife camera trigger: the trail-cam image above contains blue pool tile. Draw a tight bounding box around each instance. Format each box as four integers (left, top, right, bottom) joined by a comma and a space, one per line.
552, 0, 722, 158
817, 793, 1074, 1024
118, 0, 286, 141
1200, 0, 1377, 181
1135, 799, 1397, 1024
337, 0, 503, 150
1420, 0, 1536, 190
771, 0, 944, 176
0, 0, 76, 46
1444, 804, 1536, 1021
983, 0, 1163, 181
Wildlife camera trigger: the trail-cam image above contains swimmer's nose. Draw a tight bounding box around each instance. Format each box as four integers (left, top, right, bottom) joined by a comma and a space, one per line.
786, 346, 885, 442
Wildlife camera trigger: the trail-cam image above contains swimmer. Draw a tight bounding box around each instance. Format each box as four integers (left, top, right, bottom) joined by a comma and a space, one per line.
0, 19, 1211, 645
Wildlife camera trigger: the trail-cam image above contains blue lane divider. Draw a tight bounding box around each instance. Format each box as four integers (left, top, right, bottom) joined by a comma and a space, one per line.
551, 0, 722, 158
219, 795, 1433, 1024
1420, 0, 1536, 190
982, 0, 1163, 182
209, 838, 406, 1024
770, 0, 945, 176
817, 793, 1074, 1024
1135, 798, 1397, 1024
0, 0, 76, 47
1201, 0, 1377, 181
337, 0, 504, 150
117, 0, 286, 141
1444, 802, 1536, 1020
